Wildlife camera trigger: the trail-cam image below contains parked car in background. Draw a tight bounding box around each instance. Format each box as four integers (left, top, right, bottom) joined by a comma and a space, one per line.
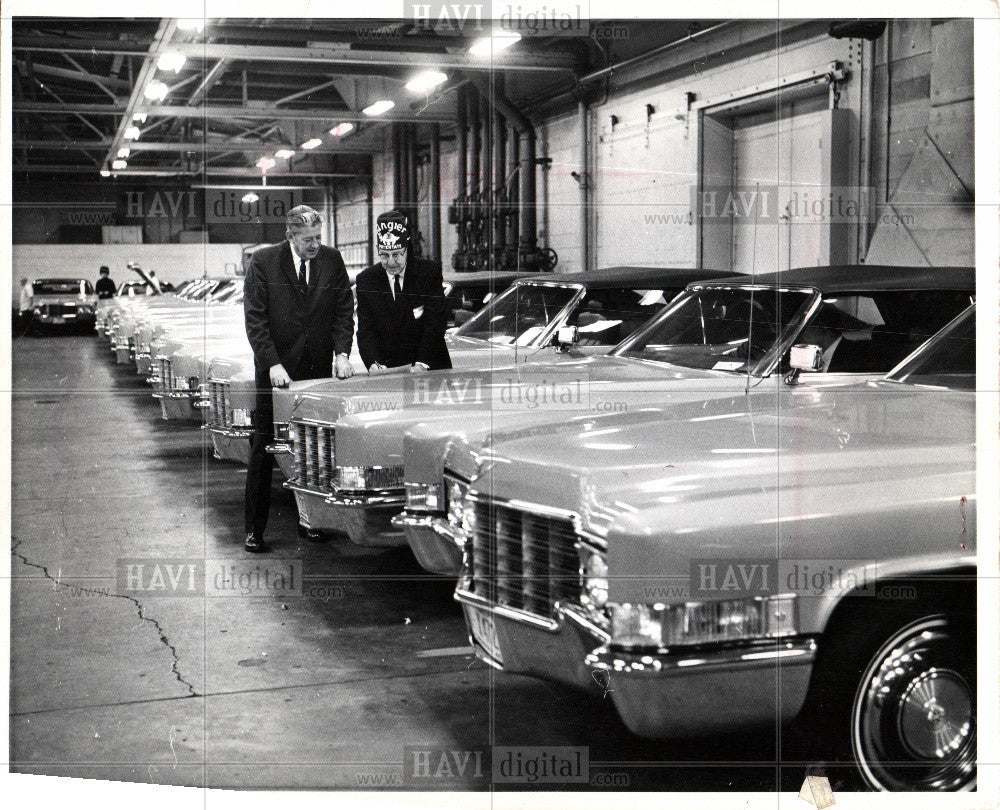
443, 303, 975, 792
26, 278, 99, 332
340, 264, 974, 568
267, 266, 736, 543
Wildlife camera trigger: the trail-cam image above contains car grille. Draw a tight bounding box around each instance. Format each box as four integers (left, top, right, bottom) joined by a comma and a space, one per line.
468, 497, 580, 620
40, 303, 77, 316
158, 357, 173, 393
208, 381, 231, 428
291, 421, 336, 492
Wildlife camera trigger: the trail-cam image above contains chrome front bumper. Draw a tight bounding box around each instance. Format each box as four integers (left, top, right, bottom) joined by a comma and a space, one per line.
155, 391, 199, 421
586, 637, 817, 739
455, 579, 610, 690
324, 489, 406, 547
392, 511, 463, 574
206, 426, 252, 465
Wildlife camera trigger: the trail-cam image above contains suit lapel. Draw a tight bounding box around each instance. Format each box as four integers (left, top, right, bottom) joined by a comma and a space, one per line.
279, 243, 304, 302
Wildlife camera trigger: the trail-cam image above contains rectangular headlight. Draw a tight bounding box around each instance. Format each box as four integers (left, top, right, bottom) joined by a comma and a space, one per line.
609, 594, 797, 649
231, 408, 253, 427
405, 482, 445, 512
273, 422, 292, 442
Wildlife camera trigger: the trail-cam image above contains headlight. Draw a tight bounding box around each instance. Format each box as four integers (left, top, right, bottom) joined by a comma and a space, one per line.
446, 478, 469, 529
188, 376, 200, 390
581, 551, 609, 611
609, 594, 797, 649
335, 466, 404, 491
274, 422, 292, 442
231, 408, 253, 427
337, 466, 368, 491
405, 482, 445, 513
173, 376, 191, 391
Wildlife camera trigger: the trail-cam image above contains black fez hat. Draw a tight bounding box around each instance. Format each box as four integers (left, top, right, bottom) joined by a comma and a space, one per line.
375, 210, 409, 252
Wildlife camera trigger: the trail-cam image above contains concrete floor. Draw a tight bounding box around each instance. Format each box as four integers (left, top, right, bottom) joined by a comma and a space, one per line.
10, 332, 812, 792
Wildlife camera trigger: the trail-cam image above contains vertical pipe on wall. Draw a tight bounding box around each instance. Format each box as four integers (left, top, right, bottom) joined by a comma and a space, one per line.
456, 85, 468, 257
405, 123, 418, 254
468, 89, 481, 201
506, 118, 519, 253
430, 123, 442, 263
578, 100, 589, 273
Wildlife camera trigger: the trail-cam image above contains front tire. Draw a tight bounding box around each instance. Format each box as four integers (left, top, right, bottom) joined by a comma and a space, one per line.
850, 614, 975, 791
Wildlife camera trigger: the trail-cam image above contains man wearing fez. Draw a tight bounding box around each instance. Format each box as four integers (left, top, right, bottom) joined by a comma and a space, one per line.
355, 210, 452, 374
243, 204, 355, 552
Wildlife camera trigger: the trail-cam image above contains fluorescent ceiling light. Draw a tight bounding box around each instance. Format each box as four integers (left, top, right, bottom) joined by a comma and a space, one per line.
469, 32, 521, 57
157, 53, 186, 73
301, 138, 323, 150
255, 156, 276, 171
405, 70, 447, 93
117, 147, 131, 158
242, 192, 260, 204
132, 112, 147, 123
111, 159, 127, 170
100, 169, 111, 178
124, 126, 141, 140
176, 19, 205, 33
363, 99, 395, 116
144, 80, 169, 101
274, 149, 295, 159
329, 122, 354, 137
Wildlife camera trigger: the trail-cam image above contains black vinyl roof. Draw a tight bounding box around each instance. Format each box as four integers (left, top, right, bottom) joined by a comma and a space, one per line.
696, 264, 976, 293
522, 266, 736, 290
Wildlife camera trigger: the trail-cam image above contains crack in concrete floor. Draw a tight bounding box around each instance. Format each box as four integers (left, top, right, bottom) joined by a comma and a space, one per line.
11, 538, 199, 698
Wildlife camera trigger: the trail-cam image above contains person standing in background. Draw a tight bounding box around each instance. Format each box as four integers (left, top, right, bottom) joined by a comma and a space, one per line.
242, 205, 356, 552
355, 210, 452, 374
15, 278, 33, 337
95, 266, 117, 299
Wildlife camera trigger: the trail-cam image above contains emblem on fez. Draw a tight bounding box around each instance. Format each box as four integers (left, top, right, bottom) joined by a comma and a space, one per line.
380, 232, 403, 248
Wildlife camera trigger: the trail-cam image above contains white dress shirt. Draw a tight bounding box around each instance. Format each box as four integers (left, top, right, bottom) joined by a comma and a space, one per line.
385, 267, 405, 299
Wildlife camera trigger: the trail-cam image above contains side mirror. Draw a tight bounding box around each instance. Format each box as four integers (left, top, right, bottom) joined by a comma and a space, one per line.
453, 308, 473, 326
789, 344, 823, 372
555, 325, 579, 352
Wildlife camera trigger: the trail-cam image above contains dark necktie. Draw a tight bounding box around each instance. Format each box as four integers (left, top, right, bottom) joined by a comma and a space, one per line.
298, 259, 308, 295
393, 274, 402, 304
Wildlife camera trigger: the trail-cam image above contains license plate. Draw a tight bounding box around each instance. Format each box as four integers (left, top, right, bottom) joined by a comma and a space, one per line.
467, 606, 504, 665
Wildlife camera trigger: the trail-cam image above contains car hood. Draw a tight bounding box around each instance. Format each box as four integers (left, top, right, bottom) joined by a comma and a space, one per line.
455, 383, 975, 546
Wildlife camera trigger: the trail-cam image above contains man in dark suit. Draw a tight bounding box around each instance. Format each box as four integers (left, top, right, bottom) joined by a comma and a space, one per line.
95, 266, 117, 299
356, 210, 452, 374
243, 205, 355, 552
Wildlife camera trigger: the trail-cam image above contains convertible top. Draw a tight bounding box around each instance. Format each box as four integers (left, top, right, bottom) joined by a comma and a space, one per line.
696, 264, 975, 293
522, 265, 737, 290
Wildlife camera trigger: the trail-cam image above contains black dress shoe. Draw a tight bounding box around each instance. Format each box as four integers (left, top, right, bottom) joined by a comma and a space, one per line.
244, 532, 270, 553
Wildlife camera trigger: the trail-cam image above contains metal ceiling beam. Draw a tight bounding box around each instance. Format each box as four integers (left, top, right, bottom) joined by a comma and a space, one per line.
13, 164, 371, 178
14, 139, 379, 155
61, 54, 122, 100
15, 101, 454, 123
103, 18, 177, 172
14, 38, 578, 73
16, 59, 129, 95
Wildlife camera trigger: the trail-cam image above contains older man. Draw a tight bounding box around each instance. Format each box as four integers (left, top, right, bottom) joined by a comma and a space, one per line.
243, 205, 355, 552
355, 210, 451, 373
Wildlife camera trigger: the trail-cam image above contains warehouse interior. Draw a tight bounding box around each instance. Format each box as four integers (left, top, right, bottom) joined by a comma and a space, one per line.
6, 13, 987, 799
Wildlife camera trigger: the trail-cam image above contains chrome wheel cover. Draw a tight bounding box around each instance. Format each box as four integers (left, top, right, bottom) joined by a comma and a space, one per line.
851, 615, 975, 791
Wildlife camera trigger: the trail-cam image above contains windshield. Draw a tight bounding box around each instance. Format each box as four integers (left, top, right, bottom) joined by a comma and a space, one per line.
562, 287, 682, 346
453, 282, 580, 346
211, 282, 243, 303
885, 305, 975, 390
33, 280, 91, 296
612, 287, 812, 372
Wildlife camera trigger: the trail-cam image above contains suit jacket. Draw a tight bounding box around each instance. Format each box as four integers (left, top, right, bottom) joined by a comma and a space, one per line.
355, 256, 452, 370
243, 241, 354, 384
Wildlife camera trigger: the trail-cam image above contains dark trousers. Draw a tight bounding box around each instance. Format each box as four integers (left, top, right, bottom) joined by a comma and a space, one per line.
243, 388, 276, 536
243, 357, 333, 537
